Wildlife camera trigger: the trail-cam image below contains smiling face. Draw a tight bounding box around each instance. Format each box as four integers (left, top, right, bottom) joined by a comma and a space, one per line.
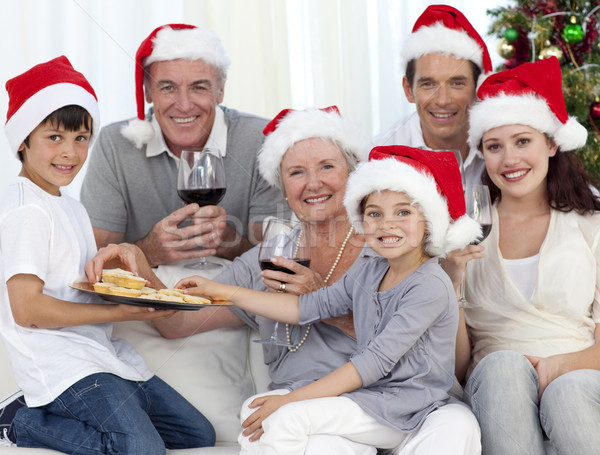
362, 190, 428, 266
19, 121, 90, 196
280, 138, 350, 224
403, 53, 477, 152
481, 124, 557, 201
145, 58, 225, 158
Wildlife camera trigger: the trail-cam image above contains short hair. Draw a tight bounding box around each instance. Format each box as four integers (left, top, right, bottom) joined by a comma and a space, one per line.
279, 138, 359, 190
143, 60, 227, 94
20, 105, 93, 162
405, 58, 481, 89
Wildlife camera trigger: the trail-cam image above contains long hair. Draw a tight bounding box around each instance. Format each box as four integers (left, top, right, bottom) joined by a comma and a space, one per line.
482, 151, 600, 215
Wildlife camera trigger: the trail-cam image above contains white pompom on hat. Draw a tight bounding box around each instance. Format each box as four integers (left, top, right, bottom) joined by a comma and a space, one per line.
121, 24, 231, 148
343, 146, 481, 257
401, 4, 493, 77
258, 106, 367, 189
4, 55, 100, 159
468, 57, 587, 152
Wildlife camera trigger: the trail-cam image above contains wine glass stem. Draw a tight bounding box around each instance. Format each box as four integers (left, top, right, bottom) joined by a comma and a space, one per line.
458, 265, 468, 308
271, 322, 280, 340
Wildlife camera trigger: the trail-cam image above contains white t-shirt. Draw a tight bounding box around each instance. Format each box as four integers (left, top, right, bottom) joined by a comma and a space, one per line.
0, 177, 153, 407
370, 112, 486, 186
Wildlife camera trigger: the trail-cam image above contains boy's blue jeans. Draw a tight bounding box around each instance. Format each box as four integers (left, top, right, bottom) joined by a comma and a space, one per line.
465, 350, 600, 455
12, 373, 215, 454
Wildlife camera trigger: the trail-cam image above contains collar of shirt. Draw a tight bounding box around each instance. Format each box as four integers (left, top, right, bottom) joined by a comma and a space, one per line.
145, 106, 228, 160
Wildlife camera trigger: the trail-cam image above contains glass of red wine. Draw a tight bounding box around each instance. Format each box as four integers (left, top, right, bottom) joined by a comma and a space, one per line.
459, 184, 493, 308
255, 218, 310, 346
177, 148, 227, 270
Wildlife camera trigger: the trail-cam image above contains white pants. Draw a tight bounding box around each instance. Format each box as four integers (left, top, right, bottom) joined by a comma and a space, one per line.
391, 400, 481, 455
239, 390, 481, 455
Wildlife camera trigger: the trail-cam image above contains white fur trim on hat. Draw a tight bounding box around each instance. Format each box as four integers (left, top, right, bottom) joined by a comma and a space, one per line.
258, 109, 367, 189
468, 93, 588, 151
121, 118, 156, 149
401, 23, 484, 73
343, 158, 480, 257
5, 83, 100, 158
144, 27, 231, 73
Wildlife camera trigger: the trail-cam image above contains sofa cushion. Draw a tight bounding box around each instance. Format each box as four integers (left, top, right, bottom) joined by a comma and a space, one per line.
112, 321, 256, 444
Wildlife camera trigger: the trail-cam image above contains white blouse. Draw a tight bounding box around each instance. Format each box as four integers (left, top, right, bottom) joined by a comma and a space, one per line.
465, 206, 600, 375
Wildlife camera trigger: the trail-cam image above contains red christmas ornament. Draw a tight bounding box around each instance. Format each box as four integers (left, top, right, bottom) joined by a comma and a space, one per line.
590, 101, 600, 120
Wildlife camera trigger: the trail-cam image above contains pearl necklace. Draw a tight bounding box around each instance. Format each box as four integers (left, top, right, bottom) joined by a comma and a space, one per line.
285, 225, 355, 352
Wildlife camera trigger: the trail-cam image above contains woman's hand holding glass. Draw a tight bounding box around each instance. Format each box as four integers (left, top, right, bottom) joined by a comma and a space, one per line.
261, 257, 324, 296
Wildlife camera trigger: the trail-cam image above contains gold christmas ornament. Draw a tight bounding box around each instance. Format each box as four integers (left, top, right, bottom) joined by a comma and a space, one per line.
539, 44, 564, 61
497, 38, 515, 59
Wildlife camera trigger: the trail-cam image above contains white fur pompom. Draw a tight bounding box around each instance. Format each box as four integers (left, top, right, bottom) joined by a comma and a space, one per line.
121, 119, 155, 149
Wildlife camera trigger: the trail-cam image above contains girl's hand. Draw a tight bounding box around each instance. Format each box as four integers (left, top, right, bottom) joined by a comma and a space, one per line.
242, 394, 291, 441
261, 256, 325, 295
440, 245, 485, 290
175, 276, 233, 301
525, 354, 563, 402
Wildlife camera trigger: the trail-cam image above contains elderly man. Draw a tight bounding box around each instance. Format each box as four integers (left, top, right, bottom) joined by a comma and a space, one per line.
81, 24, 288, 266
371, 5, 492, 185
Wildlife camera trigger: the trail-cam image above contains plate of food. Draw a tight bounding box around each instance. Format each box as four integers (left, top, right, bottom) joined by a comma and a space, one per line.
70, 268, 231, 311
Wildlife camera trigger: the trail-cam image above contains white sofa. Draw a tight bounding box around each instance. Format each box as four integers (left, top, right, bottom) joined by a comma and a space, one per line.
0, 320, 271, 454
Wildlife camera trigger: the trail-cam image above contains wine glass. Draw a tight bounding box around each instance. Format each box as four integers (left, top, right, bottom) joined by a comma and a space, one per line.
177, 148, 227, 270
255, 218, 311, 346
458, 184, 493, 307
451, 150, 466, 188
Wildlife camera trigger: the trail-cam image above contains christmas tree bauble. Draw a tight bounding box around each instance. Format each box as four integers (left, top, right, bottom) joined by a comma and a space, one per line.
539, 45, 563, 61
590, 101, 600, 120
504, 27, 518, 43
497, 38, 515, 59
562, 23, 584, 45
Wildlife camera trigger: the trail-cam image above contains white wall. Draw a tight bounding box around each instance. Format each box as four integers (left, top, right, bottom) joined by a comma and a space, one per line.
0, 0, 502, 200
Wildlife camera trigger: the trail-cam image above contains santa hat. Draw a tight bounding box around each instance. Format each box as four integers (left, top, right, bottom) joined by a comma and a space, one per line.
4, 55, 100, 158
344, 146, 481, 257
258, 106, 367, 188
401, 4, 492, 76
468, 57, 587, 152
121, 24, 231, 148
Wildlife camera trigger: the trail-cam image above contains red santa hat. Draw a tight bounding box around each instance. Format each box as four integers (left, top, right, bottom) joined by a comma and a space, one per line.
258, 106, 367, 189
468, 57, 587, 152
121, 24, 231, 148
344, 146, 481, 257
4, 55, 100, 158
401, 4, 492, 76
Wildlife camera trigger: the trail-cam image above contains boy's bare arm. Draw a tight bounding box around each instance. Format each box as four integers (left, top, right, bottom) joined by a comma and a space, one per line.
7, 274, 176, 329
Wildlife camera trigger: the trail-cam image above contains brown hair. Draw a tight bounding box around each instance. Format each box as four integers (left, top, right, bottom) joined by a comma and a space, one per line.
20, 105, 93, 161
405, 58, 481, 88
482, 151, 600, 214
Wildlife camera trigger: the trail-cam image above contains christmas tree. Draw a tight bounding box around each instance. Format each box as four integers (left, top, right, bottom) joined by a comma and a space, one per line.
487, 0, 600, 185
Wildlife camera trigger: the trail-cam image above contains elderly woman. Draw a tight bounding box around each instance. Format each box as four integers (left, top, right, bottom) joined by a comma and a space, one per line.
154, 107, 480, 455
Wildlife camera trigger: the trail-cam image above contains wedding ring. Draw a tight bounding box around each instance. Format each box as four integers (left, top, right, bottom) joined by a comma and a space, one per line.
279, 282, 286, 293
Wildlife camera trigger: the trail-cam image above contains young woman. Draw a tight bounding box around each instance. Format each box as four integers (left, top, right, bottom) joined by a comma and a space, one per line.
445, 56, 600, 454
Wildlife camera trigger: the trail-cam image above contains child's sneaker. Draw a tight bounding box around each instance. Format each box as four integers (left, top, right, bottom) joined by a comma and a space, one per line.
0, 390, 24, 445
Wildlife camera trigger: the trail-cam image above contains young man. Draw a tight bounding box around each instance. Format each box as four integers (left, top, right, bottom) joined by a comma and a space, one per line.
371, 5, 492, 185
81, 24, 289, 266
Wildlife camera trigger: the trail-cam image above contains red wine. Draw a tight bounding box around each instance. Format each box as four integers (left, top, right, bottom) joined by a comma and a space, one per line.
472, 223, 492, 245
259, 259, 311, 274
178, 188, 226, 206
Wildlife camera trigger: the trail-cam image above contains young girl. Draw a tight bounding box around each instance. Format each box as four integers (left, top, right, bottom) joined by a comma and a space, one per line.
445, 56, 600, 454
179, 145, 481, 454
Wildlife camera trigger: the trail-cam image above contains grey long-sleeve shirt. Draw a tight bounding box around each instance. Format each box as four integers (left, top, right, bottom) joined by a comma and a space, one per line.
299, 257, 457, 432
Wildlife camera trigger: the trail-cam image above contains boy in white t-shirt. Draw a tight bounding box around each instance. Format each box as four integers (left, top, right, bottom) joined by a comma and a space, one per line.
0, 56, 215, 454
